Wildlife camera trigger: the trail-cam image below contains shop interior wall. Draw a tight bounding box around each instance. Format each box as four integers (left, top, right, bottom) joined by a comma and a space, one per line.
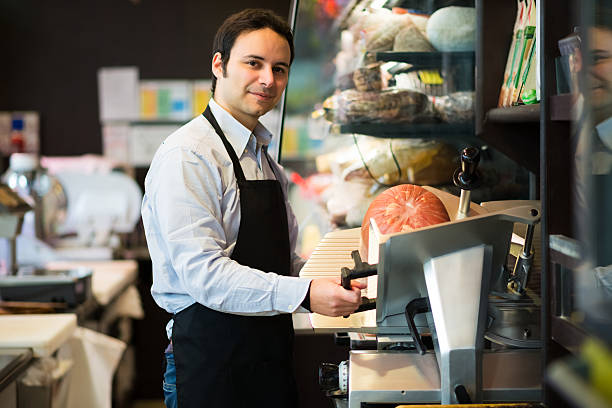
0, 0, 290, 158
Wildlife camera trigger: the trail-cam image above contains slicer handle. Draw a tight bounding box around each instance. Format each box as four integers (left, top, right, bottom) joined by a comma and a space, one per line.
341, 297, 376, 319
404, 297, 430, 355
354, 297, 377, 313
341, 266, 377, 318
340, 266, 377, 290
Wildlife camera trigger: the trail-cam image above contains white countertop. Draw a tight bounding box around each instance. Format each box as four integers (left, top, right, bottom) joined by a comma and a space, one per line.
0, 314, 77, 357
45, 260, 138, 305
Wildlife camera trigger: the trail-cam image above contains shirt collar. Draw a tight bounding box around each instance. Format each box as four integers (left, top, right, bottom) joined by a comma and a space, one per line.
208, 98, 273, 157
595, 116, 612, 151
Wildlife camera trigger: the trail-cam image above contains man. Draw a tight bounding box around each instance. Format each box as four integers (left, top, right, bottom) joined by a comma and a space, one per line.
572, 24, 612, 212
141, 8, 364, 408
569, 7, 612, 303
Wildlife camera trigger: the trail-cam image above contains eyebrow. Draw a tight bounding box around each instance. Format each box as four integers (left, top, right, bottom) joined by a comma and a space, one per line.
243, 54, 290, 68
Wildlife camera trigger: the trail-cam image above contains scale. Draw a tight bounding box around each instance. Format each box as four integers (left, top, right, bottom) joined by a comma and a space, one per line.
0, 182, 92, 307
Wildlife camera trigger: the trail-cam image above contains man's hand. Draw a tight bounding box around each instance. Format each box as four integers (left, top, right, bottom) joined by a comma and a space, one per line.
309, 277, 367, 317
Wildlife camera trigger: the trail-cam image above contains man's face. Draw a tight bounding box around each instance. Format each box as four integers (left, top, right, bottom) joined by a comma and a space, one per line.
212, 28, 291, 130
589, 26, 612, 121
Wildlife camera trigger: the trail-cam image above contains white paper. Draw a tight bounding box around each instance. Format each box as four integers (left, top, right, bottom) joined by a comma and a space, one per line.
102, 123, 130, 164
97, 67, 139, 122
128, 124, 179, 166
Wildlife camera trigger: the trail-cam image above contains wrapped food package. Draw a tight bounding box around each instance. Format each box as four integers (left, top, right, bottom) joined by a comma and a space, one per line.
432, 91, 475, 123
341, 137, 456, 186
406, 12, 430, 36
395, 71, 451, 97
325, 179, 373, 226
426, 6, 476, 52
353, 63, 383, 92
359, 184, 450, 259
345, 191, 379, 227
349, 10, 413, 52
393, 24, 436, 52
335, 88, 432, 124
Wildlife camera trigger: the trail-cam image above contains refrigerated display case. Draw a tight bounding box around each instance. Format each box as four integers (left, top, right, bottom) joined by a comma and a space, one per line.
280, 0, 531, 258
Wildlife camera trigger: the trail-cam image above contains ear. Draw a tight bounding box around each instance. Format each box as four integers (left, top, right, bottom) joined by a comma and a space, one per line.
212, 52, 224, 79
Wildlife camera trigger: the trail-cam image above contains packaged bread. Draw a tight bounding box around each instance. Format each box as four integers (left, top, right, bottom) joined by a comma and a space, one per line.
432, 91, 474, 123
353, 63, 383, 92
349, 9, 413, 52
336, 88, 431, 124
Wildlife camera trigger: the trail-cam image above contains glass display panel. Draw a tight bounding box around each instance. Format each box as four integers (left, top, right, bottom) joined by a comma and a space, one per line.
281, 0, 529, 258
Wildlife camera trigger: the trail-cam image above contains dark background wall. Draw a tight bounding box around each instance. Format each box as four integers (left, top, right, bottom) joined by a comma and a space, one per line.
0, 0, 291, 157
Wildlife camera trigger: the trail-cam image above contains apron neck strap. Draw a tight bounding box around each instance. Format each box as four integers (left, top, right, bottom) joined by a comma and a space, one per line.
203, 105, 246, 182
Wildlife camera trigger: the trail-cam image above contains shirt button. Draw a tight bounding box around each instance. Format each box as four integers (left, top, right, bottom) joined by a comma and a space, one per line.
288, 304, 293, 309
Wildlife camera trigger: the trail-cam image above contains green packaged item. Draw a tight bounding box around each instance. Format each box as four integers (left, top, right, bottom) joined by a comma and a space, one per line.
521, 89, 538, 104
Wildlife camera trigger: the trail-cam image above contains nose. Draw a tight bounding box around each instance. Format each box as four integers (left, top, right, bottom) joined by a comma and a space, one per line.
259, 66, 274, 88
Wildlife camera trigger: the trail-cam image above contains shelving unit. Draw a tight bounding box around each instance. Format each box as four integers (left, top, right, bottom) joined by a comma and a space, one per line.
336, 122, 474, 139
476, 1, 612, 407
329, 49, 476, 142
287, 1, 611, 407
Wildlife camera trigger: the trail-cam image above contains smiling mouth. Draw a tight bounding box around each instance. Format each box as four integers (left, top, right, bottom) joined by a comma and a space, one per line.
250, 91, 274, 100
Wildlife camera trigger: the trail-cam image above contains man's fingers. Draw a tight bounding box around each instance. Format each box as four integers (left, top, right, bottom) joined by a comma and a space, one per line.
334, 277, 368, 289
351, 279, 368, 289
309, 277, 367, 317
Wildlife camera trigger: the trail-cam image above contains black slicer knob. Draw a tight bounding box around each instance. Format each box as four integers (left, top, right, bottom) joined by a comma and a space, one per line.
453, 146, 482, 190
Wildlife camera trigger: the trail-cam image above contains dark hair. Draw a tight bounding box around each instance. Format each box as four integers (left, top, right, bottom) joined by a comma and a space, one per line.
211, 8, 294, 94
595, 2, 612, 29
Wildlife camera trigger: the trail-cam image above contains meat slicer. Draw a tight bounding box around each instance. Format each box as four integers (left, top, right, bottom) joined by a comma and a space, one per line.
0, 154, 141, 306
313, 148, 543, 407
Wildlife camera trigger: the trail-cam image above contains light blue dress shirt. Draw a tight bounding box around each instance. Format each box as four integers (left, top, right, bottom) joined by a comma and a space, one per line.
141, 99, 310, 338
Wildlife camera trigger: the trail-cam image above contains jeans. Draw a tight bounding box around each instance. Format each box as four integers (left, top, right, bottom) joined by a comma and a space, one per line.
163, 351, 177, 408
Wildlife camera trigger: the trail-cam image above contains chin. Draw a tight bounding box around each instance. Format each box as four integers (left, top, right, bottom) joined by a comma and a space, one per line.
252, 104, 275, 117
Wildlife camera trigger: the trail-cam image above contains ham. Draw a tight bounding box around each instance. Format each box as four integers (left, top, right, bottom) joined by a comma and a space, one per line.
360, 184, 450, 258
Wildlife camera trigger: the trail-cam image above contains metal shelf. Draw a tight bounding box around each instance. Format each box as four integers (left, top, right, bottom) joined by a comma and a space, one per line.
336, 122, 475, 139
373, 51, 475, 70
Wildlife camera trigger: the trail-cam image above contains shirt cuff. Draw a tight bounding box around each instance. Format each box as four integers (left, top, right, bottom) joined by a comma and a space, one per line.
300, 281, 312, 312
274, 275, 312, 313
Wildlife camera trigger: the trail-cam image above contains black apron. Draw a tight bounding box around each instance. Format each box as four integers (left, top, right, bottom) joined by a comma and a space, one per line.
172, 106, 297, 408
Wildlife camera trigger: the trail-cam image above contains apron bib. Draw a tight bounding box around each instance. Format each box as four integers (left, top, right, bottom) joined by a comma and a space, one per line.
172, 106, 296, 408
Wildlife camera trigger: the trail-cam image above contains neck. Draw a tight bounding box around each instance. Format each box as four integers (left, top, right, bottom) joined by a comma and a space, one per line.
212, 97, 257, 131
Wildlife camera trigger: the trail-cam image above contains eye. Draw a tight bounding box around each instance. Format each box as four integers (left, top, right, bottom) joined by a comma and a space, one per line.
246, 60, 259, 67
273, 66, 287, 74
593, 52, 611, 64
